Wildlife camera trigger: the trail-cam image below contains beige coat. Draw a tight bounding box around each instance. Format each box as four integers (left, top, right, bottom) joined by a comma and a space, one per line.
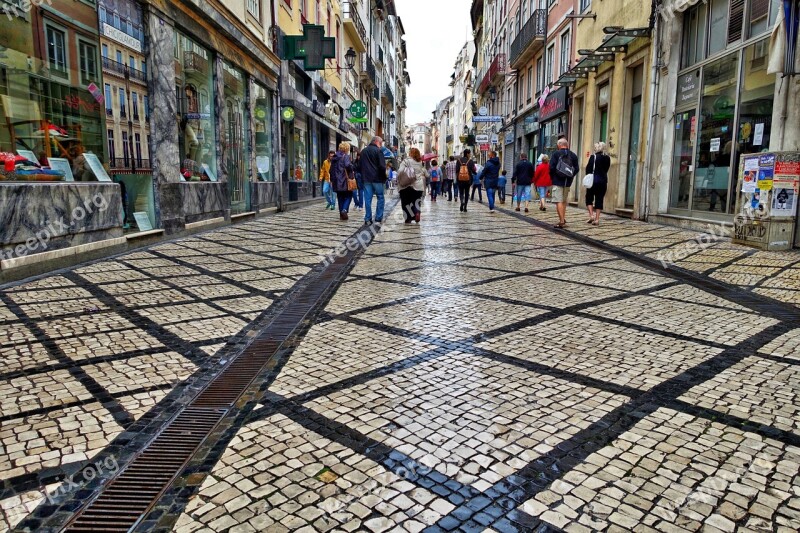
398, 158, 429, 192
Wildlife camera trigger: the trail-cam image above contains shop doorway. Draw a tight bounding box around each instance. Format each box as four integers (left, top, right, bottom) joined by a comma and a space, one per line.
625, 96, 642, 206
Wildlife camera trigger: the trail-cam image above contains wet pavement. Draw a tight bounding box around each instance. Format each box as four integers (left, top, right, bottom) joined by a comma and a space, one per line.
2, 195, 800, 532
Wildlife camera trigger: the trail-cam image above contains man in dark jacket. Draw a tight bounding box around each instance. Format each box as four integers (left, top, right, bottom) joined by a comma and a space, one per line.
549, 138, 579, 228
482, 151, 501, 213
512, 154, 535, 213
455, 149, 477, 212
361, 136, 387, 225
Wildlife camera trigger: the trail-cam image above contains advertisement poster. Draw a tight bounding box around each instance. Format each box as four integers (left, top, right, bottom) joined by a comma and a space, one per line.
751, 190, 762, 209
48, 158, 74, 181
83, 153, 112, 182
742, 156, 759, 193
758, 167, 774, 191
753, 123, 764, 146
771, 176, 799, 217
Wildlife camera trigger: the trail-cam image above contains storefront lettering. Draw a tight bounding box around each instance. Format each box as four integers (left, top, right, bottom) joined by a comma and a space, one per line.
64, 94, 101, 113
101, 23, 142, 53
677, 72, 700, 105
538, 87, 567, 122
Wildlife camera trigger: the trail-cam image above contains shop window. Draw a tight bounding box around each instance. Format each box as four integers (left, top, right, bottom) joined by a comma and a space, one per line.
693, 52, 739, 214
79, 41, 97, 86
223, 61, 250, 213
254, 83, 274, 182
176, 32, 217, 181
737, 39, 774, 154
670, 110, 696, 209
46, 25, 68, 78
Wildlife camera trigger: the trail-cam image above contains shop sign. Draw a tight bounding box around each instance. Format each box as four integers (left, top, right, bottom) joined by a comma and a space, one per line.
479, 143, 490, 152
102, 23, 142, 53
505, 132, 514, 145
490, 134, 499, 144
538, 87, 567, 122
473, 115, 503, 122
677, 71, 700, 106
475, 134, 489, 144
312, 100, 326, 116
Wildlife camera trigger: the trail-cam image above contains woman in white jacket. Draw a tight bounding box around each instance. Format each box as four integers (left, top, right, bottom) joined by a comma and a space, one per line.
397, 147, 430, 223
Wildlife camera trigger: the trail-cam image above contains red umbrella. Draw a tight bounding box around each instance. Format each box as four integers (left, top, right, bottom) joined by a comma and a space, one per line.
422, 153, 438, 162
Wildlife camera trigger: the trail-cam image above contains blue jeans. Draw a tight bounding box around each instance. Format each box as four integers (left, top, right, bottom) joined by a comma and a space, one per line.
323, 181, 336, 207
430, 181, 441, 199
364, 181, 385, 222
486, 188, 496, 210
353, 187, 365, 208
337, 191, 352, 213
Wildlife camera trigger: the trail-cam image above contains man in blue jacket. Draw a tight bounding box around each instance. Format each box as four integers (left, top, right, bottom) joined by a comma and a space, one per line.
361, 136, 387, 225
549, 138, 579, 228
482, 151, 501, 213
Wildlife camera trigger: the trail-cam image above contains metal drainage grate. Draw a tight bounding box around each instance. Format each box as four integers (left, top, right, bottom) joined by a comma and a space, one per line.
65, 407, 223, 532
62, 230, 368, 532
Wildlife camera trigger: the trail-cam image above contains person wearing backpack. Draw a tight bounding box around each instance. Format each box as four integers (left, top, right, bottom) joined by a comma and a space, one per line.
397, 148, 429, 223
429, 160, 442, 202
482, 151, 501, 213
549, 138, 580, 228
330, 142, 355, 221
455, 149, 477, 212
444, 156, 457, 201
512, 153, 535, 213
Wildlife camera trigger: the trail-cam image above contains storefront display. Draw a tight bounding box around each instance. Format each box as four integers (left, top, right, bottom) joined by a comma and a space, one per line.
253, 83, 274, 182
0, 15, 106, 182
223, 61, 250, 213
538, 86, 568, 157
292, 115, 309, 181
176, 33, 217, 182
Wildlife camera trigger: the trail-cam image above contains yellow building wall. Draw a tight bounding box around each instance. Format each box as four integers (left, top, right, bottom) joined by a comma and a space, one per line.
571, 4, 652, 214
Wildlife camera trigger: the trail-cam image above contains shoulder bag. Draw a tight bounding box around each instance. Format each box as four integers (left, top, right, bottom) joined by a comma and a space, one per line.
397, 162, 417, 188
555, 150, 576, 180
583, 155, 596, 188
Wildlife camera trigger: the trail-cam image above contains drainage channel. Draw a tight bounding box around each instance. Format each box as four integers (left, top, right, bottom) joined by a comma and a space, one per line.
60, 224, 383, 532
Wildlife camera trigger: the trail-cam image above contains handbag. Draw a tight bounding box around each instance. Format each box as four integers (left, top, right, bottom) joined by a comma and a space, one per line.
397, 162, 416, 188
583, 155, 596, 188
347, 174, 357, 191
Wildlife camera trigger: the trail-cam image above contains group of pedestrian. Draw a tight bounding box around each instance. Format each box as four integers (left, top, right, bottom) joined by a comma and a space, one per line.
321, 134, 611, 230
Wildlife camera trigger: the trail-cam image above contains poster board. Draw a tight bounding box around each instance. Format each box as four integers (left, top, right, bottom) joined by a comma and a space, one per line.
133, 212, 153, 231
83, 153, 112, 182
16, 149, 39, 164
201, 163, 217, 182
48, 158, 74, 181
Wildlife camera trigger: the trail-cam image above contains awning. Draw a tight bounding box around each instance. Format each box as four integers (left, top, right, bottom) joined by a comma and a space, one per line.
596, 27, 651, 54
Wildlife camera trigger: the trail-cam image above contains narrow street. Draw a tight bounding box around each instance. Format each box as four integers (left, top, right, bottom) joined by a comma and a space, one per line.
2, 198, 799, 532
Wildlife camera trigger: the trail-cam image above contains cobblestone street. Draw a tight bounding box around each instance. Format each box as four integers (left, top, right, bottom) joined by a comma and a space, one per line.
3, 198, 800, 533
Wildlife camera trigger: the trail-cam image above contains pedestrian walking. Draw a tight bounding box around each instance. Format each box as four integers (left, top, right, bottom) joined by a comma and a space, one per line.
498, 170, 507, 205
585, 141, 611, 226
331, 142, 355, 221
513, 153, 535, 213
534, 154, 552, 212
444, 156, 457, 201
319, 151, 336, 210
352, 151, 365, 211
397, 148, 429, 223
482, 151, 501, 213
549, 138, 580, 228
429, 160, 442, 202
471, 163, 484, 203
360, 136, 388, 225
455, 149, 477, 212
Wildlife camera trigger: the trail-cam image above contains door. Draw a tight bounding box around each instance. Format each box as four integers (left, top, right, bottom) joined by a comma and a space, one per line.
669, 109, 696, 210
625, 97, 642, 206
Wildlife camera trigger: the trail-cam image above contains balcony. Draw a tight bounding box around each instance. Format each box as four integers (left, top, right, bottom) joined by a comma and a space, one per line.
372, 86, 380, 102
102, 56, 126, 77
129, 67, 146, 84
383, 82, 394, 107
509, 9, 546, 69
342, 1, 367, 52
477, 53, 506, 95
183, 51, 209, 74
360, 55, 377, 87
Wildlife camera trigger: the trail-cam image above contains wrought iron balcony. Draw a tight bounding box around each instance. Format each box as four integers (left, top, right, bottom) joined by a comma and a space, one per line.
477, 53, 506, 95
102, 56, 126, 76
342, 1, 367, 52
360, 55, 377, 87
509, 9, 546, 69
383, 82, 394, 106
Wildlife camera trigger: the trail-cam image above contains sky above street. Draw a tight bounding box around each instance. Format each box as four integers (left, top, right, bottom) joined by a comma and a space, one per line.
392, 0, 473, 125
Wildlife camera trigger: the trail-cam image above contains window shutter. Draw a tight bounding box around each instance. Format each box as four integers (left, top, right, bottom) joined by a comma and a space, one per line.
728, 0, 745, 44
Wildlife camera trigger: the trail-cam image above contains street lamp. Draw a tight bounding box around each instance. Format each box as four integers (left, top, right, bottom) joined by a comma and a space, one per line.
390, 112, 395, 124
488, 86, 497, 102
345, 47, 357, 70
